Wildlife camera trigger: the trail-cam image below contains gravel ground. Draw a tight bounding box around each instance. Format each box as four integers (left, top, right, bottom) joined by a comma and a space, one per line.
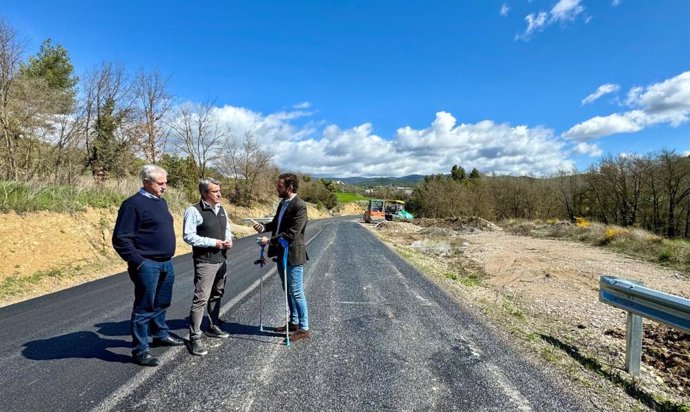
373, 219, 690, 411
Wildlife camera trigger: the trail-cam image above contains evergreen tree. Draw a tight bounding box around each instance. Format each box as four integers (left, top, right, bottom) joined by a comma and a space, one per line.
88, 97, 131, 181
19, 39, 77, 113
451, 164, 466, 181
469, 168, 480, 179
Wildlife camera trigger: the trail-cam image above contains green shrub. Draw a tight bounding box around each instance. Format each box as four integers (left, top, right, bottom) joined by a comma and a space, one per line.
444, 272, 458, 281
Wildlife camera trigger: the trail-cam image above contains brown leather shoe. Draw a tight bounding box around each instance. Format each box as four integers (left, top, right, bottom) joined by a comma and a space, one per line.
290, 329, 311, 342
275, 323, 299, 333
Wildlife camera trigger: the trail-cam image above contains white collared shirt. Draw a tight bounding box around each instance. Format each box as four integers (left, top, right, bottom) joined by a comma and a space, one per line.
276, 194, 296, 232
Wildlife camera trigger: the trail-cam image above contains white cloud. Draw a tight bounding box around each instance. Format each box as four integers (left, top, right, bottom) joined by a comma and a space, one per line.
550, 0, 584, 23
581, 83, 620, 105
196, 106, 575, 177
293, 101, 311, 109
564, 71, 690, 140
516, 0, 586, 41
212, 105, 316, 143
517, 12, 548, 40
500, 3, 510, 16
563, 112, 642, 140
573, 142, 603, 157
626, 71, 690, 124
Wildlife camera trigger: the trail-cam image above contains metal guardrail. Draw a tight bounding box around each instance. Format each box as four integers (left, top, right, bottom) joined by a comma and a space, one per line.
599, 275, 690, 375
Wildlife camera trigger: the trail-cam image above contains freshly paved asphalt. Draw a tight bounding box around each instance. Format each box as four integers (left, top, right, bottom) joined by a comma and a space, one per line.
0, 217, 590, 411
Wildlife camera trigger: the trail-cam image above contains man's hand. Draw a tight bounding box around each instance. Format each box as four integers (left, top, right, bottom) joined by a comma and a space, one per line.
258, 236, 269, 247
251, 219, 264, 233
216, 239, 233, 249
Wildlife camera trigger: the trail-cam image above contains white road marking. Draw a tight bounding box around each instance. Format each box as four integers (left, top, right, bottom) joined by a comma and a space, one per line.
483, 364, 533, 412
92, 275, 271, 412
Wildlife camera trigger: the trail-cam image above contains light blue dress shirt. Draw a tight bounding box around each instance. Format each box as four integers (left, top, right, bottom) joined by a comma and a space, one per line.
183, 201, 233, 247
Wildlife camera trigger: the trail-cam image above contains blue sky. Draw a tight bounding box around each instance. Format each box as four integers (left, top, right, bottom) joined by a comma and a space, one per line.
3, 0, 688, 177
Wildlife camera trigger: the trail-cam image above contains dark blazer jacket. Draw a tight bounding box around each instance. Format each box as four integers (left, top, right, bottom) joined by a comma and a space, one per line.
264, 195, 309, 266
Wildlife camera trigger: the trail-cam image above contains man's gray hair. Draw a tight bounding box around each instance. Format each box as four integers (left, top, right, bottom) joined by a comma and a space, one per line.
140, 164, 167, 182
199, 178, 221, 195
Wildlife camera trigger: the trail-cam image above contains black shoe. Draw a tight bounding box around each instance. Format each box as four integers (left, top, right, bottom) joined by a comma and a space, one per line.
133, 352, 160, 367
152, 335, 185, 347
189, 339, 208, 356
205, 324, 229, 339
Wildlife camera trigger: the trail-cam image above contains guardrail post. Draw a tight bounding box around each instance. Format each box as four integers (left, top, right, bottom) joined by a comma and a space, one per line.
600, 275, 690, 378
624, 312, 643, 376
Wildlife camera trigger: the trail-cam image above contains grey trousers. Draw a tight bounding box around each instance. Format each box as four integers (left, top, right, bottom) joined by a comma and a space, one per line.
189, 261, 227, 340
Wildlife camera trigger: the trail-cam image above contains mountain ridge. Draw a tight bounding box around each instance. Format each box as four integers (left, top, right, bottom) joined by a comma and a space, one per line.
323, 174, 425, 186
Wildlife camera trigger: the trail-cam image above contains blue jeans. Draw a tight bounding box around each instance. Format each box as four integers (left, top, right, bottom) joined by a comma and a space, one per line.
128, 259, 175, 356
277, 262, 309, 330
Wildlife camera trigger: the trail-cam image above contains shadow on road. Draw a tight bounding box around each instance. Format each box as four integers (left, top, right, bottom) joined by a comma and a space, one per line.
22, 331, 131, 363
21, 319, 191, 364
224, 322, 285, 345
94, 319, 188, 337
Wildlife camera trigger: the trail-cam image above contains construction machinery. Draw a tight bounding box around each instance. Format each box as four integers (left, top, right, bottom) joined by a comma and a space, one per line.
363, 199, 413, 223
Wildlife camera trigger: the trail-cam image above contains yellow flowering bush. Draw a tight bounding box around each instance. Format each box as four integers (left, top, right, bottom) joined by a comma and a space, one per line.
575, 217, 591, 228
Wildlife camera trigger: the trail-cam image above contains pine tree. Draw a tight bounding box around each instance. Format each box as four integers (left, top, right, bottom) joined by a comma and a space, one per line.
19, 39, 77, 114
88, 97, 130, 181
451, 164, 466, 181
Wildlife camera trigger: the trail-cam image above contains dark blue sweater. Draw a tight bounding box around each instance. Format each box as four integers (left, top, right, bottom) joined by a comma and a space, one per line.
112, 192, 176, 267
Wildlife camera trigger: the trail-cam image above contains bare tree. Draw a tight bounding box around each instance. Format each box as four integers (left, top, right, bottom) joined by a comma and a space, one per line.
45, 112, 85, 183
658, 151, 690, 237
218, 131, 273, 206
133, 69, 172, 163
168, 101, 226, 179
0, 20, 25, 180
594, 156, 645, 227
556, 170, 581, 222
637, 154, 664, 234
81, 62, 135, 181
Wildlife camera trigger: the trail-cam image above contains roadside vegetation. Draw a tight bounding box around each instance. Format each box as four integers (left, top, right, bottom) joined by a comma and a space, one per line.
502, 218, 690, 276
0, 179, 191, 214
0, 181, 124, 213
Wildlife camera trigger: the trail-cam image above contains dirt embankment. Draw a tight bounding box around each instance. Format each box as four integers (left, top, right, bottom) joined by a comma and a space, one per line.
0, 201, 332, 307
372, 218, 690, 410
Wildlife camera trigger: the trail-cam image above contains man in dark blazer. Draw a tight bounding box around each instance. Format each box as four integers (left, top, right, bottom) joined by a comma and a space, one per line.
254, 173, 310, 341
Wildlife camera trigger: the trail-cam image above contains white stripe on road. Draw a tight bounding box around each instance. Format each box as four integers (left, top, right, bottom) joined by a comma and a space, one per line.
483, 364, 533, 412
92, 276, 270, 412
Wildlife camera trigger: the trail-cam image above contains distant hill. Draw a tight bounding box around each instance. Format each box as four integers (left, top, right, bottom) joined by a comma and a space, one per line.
325, 175, 426, 187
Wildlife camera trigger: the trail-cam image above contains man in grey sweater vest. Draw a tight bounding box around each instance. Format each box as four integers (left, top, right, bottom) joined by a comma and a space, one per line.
183, 178, 233, 356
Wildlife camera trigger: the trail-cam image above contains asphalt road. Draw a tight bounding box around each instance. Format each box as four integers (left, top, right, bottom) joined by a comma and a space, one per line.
0, 217, 589, 411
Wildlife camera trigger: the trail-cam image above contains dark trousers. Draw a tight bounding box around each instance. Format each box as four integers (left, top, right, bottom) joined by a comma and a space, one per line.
128, 259, 175, 356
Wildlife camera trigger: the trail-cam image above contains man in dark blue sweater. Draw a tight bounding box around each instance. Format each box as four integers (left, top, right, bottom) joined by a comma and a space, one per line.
112, 164, 184, 366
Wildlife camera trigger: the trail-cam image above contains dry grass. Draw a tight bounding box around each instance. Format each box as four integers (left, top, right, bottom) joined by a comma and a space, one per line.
502, 218, 690, 276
